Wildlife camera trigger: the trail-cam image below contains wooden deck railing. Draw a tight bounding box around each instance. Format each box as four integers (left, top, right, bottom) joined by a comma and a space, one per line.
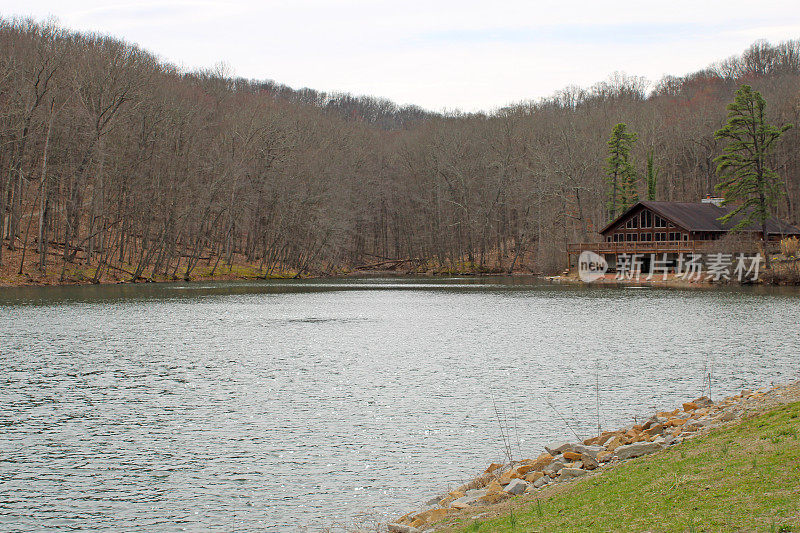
566, 242, 701, 255
566, 241, 780, 255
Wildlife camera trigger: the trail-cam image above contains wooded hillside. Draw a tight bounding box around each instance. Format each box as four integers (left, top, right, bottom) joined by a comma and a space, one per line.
1, 18, 799, 282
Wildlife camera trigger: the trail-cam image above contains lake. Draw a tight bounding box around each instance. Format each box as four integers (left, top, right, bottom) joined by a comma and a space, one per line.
1, 277, 798, 531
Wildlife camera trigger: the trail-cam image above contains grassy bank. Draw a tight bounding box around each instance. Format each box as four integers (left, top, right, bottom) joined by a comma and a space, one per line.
443, 401, 800, 532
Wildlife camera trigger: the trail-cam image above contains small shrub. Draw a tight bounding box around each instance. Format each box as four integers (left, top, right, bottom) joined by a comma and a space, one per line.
780, 237, 800, 258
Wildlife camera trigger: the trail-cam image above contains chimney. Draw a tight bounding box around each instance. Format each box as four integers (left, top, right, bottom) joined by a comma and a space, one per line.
701, 195, 724, 207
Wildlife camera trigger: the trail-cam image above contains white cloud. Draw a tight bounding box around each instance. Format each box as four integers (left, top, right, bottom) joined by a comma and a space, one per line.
2, 0, 800, 111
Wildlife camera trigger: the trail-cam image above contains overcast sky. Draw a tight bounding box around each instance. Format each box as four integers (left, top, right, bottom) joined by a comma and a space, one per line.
3, 1, 800, 111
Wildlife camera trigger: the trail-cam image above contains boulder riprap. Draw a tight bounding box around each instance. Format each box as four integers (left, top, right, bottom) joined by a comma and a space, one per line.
580, 453, 599, 470
544, 442, 573, 455
388, 387, 778, 531
542, 460, 565, 477
572, 444, 605, 458
533, 475, 551, 488
559, 467, 589, 479
450, 489, 487, 508
504, 478, 528, 495
614, 441, 665, 460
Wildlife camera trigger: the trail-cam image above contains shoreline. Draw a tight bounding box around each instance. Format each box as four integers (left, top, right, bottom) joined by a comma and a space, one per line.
547, 268, 800, 288
545, 272, 716, 289
0, 266, 541, 289
387, 380, 800, 533
3, 267, 797, 290
0, 240, 544, 288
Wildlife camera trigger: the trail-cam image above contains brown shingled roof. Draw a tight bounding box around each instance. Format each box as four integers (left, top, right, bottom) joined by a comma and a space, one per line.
600, 201, 800, 236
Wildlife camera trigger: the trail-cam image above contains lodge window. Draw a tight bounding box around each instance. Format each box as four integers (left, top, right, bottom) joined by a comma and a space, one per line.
654, 215, 667, 228
631, 233, 638, 242
683, 234, 689, 241
641, 232, 652, 241
641, 211, 652, 228
668, 232, 678, 241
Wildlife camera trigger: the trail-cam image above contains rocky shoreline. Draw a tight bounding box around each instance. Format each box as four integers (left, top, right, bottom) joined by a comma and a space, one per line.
387, 384, 793, 533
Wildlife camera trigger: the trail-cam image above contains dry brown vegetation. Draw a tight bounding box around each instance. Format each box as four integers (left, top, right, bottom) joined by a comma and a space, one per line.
2, 18, 800, 285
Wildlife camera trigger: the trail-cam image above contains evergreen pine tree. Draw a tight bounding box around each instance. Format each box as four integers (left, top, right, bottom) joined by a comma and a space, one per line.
605, 123, 638, 220
714, 85, 793, 269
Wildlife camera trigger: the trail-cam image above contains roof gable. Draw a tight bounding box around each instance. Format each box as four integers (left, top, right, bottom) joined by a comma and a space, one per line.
600, 201, 800, 235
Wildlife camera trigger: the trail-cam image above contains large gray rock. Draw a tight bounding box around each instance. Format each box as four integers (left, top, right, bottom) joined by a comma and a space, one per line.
545, 442, 574, 455
504, 478, 528, 495
572, 444, 605, 458
542, 460, 565, 477
388, 523, 421, 533
642, 415, 659, 430
451, 489, 488, 507
614, 441, 664, 460
580, 453, 599, 470
559, 467, 588, 479
533, 475, 551, 488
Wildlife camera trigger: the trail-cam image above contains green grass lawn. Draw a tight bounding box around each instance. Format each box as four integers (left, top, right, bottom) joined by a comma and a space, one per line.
446, 401, 800, 533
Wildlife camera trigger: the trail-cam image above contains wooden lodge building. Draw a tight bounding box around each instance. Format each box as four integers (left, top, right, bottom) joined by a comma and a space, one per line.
567, 197, 800, 270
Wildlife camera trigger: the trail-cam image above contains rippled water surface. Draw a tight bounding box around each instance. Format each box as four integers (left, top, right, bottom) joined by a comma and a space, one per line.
1, 278, 799, 531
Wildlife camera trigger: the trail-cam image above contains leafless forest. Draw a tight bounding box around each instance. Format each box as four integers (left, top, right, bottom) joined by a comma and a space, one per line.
1, 18, 799, 282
